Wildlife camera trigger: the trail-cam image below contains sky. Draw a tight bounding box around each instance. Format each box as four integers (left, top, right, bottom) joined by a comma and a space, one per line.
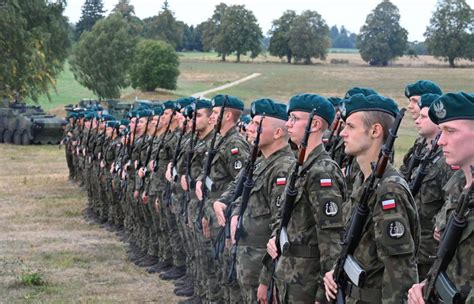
64, 0, 474, 42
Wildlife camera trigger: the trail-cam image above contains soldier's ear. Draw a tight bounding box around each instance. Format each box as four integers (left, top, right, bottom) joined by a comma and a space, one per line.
371, 123, 384, 139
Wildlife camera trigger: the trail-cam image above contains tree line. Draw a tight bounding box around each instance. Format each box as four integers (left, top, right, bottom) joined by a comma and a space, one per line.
1, 0, 474, 102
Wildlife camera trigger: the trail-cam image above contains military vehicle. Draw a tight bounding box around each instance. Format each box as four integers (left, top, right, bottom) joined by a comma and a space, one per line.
0, 99, 67, 145
106, 99, 133, 119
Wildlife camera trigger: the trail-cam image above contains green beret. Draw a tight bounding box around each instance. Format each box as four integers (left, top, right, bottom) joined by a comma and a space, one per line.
153, 105, 164, 116
183, 104, 195, 119
211, 94, 244, 111
101, 114, 116, 122
67, 113, 78, 120
344, 87, 378, 99
328, 97, 342, 108
119, 118, 130, 127
428, 92, 474, 124
127, 110, 137, 119
176, 97, 195, 110
106, 121, 120, 130
250, 98, 288, 121
341, 93, 399, 119
195, 99, 212, 110
287, 94, 335, 125
77, 112, 85, 119
163, 100, 176, 111
84, 111, 96, 121
417, 93, 441, 109
405, 80, 442, 98
136, 109, 153, 118
239, 114, 251, 126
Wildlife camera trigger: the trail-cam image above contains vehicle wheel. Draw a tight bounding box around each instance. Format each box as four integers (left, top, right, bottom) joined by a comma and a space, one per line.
3, 129, 12, 143
21, 131, 31, 145
0, 129, 3, 143
13, 130, 22, 145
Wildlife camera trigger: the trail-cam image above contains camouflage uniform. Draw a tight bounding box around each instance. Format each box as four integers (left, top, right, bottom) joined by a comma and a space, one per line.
64, 122, 75, 179
399, 136, 425, 178
345, 164, 420, 303
104, 136, 123, 226
410, 147, 453, 279
200, 127, 249, 304
433, 169, 473, 301
220, 145, 295, 303
187, 130, 214, 301
273, 144, 347, 303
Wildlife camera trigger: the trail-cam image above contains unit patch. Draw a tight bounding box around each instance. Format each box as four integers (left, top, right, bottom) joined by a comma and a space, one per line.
324, 201, 339, 217
387, 220, 405, 239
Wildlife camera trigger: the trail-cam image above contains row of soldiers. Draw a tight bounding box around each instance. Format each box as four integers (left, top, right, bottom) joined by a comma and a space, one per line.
62, 80, 473, 304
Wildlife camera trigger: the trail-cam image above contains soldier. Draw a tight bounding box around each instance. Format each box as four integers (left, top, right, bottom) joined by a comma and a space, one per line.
265, 94, 347, 303
408, 92, 474, 304
400, 80, 443, 178
323, 93, 420, 303
180, 99, 215, 304
213, 98, 295, 303
63, 113, 77, 180
195, 94, 250, 304
410, 93, 454, 280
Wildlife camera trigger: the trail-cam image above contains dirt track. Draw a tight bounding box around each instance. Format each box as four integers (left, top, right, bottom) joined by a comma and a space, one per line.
0, 144, 181, 302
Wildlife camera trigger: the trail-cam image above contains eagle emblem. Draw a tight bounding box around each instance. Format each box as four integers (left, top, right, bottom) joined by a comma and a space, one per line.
433, 100, 447, 119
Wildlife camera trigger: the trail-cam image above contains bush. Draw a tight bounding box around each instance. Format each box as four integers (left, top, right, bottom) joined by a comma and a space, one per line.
130, 39, 180, 91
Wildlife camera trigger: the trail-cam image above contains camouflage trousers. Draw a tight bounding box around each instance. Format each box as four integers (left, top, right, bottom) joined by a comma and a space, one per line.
236, 246, 267, 303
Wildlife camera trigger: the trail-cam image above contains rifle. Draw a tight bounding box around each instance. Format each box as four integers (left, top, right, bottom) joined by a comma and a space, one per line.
404, 138, 427, 182
141, 109, 175, 196
195, 96, 227, 230
332, 108, 406, 304
165, 110, 189, 207
213, 160, 250, 259
87, 116, 102, 164
267, 109, 315, 304
182, 105, 198, 224
423, 165, 473, 304
326, 113, 342, 154
409, 132, 441, 197
228, 114, 265, 283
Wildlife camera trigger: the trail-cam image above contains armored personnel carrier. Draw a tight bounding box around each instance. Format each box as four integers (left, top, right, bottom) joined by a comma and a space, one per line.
0, 99, 67, 144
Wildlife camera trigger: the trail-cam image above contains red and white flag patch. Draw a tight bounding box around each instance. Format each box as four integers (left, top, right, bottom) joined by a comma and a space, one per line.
231, 148, 239, 155
451, 165, 460, 170
276, 177, 286, 186
320, 179, 332, 187
382, 199, 396, 210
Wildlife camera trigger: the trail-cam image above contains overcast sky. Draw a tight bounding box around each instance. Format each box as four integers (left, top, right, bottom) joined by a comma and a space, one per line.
64, 0, 474, 42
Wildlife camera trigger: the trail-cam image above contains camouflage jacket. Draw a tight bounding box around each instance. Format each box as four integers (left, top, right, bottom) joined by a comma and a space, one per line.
187, 130, 214, 199
347, 164, 420, 304
411, 146, 453, 264
200, 127, 250, 221
148, 129, 177, 195
274, 143, 347, 302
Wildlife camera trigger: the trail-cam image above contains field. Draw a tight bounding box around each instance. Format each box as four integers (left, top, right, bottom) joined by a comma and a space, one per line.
5, 52, 474, 301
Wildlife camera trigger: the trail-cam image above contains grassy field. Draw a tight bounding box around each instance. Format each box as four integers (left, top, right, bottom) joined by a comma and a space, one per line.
0, 144, 181, 302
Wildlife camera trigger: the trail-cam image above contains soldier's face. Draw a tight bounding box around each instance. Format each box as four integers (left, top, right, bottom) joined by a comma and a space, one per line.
286, 111, 309, 146
84, 120, 92, 129
246, 116, 259, 143
415, 108, 439, 138
176, 111, 185, 128
106, 127, 114, 137
407, 96, 421, 120
129, 117, 137, 133
137, 117, 147, 135
438, 120, 474, 166
210, 107, 220, 125
196, 109, 212, 132
340, 112, 373, 156
148, 115, 159, 133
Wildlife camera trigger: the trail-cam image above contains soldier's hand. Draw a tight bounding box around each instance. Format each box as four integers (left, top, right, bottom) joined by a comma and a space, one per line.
181, 175, 188, 191
109, 166, 114, 174
154, 197, 160, 212
100, 160, 105, 168
149, 160, 155, 172
433, 227, 441, 242
407, 281, 426, 304
202, 217, 210, 238
213, 201, 227, 227
257, 284, 268, 304
142, 192, 148, 204
266, 237, 278, 259
230, 215, 238, 244
323, 270, 337, 301
195, 181, 203, 201
138, 167, 145, 178
165, 162, 172, 182
134, 190, 139, 200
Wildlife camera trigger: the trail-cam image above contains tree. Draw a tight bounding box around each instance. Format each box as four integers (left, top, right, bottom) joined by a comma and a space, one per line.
0, 0, 70, 102
201, 3, 230, 60
289, 10, 330, 64
424, 0, 474, 67
268, 10, 297, 63
130, 40, 180, 91
357, 0, 408, 66
142, 1, 183, 50
112, 0, 144, 37
70, 14, 138, 99
218, 5, 263, 62
75, 0, 105, 40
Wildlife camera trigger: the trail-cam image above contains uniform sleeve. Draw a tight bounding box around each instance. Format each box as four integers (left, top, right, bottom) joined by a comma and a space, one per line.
218, 169, 242, 206
311, 162, 346, 302
223, 140, 250, 180
373, 181, 419, 303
